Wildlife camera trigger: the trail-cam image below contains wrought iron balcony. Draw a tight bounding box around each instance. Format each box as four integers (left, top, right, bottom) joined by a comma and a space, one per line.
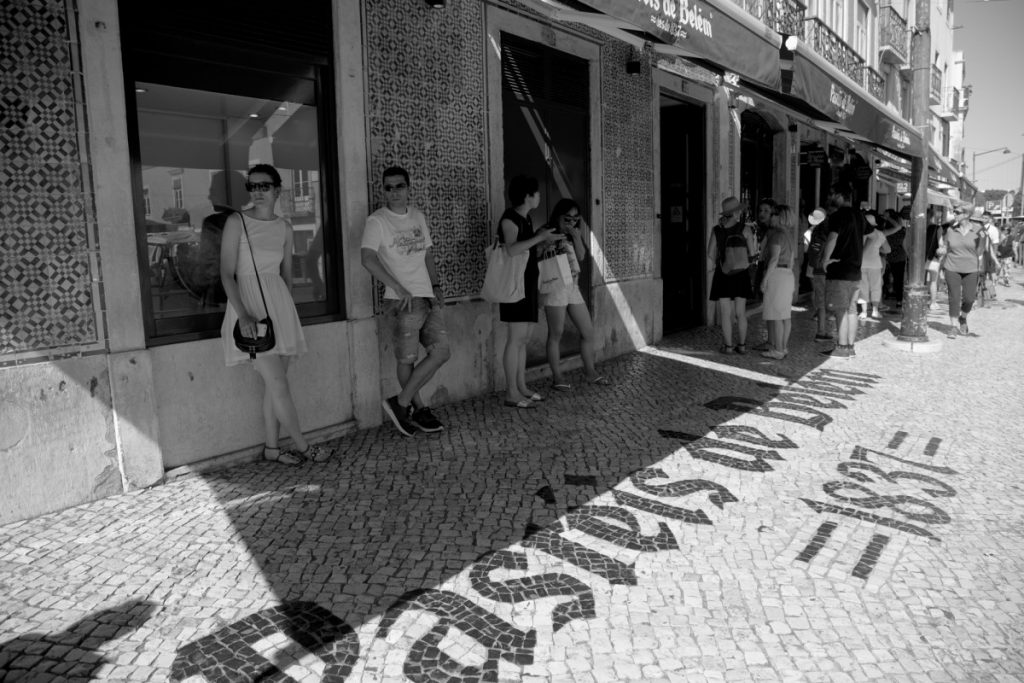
861, 65, 885, 102
803, 17, 865, 83
930, 67, 942, 104
878, 4, 908, 65
730, 0, 807, 36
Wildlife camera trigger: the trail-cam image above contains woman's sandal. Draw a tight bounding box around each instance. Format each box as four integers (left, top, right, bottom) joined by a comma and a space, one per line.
587, 376, 611, 386
552, 382, 572, 391
735, 343, 747, 355
719, 345, 735, 355
263, 446, 304, 467
297, 444, 334, 463
528, 392, 545, 402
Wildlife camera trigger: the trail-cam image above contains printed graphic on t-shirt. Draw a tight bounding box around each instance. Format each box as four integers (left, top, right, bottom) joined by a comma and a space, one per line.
390, 227, 427, 256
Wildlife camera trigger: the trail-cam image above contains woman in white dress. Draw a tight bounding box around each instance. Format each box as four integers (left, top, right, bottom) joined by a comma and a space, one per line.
220, 164, 332, 465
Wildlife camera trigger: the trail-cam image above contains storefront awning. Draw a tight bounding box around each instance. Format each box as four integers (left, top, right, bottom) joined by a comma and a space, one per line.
572, 0, 781, 90
789, 48, 921, 158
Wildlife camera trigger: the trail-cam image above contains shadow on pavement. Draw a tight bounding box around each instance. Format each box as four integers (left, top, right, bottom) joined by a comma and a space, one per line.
167, 307, 888, 681
0, 599, 156, 679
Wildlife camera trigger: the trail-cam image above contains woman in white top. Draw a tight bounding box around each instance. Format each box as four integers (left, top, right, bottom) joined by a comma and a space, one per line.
220, 164, 332, 466
760, 205, 796, 360
858, 211, 890, 321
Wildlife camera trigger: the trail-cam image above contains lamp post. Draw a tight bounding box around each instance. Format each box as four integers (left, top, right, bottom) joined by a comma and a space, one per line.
972, 146, 1010, 183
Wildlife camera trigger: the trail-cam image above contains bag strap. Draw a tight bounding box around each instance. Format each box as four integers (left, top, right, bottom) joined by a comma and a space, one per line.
238, 212, 270, 317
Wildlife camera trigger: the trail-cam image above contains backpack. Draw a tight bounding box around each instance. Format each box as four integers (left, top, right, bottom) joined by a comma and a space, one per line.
718, 225, 750, 275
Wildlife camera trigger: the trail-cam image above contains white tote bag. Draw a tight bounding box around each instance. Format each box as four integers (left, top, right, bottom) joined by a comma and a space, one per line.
480, 240, 528, 303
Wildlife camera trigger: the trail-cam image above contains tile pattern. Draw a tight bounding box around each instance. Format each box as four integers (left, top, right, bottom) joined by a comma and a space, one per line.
364, 0, 490, 304
600, 42, 655, 282
0, 0, 100, 356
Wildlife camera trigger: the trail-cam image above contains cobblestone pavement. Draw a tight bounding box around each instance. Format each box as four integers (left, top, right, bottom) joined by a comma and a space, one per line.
3, 269, 1024, 683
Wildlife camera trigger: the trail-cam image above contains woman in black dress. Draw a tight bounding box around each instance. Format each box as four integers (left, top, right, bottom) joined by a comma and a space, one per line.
498, 176, 563, 408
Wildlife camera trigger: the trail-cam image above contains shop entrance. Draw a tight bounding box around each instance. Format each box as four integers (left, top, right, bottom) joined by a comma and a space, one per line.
500, 33, 591, 366
740, 110, 775, 211
659, 96, 706, 334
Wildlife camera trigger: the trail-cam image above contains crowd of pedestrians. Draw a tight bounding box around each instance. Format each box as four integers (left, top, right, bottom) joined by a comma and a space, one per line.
214, 163, 1019, 459
707, 184, 1018, 362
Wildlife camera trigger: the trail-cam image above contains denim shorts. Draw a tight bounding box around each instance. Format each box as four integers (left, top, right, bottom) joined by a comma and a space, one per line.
387, 297, 449, 364
826, 279, 860, 315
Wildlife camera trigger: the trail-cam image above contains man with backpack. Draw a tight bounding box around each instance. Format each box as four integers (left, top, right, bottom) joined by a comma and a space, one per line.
819, 184, 863, 359
707, 196, 757, 354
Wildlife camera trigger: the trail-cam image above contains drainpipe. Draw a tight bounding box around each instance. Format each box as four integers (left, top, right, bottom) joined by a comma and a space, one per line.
898, 0, 931, 342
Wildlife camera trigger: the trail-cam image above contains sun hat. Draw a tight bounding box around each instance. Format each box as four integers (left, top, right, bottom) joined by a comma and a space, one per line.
807, 208, 826, 226
720, 196, 742, 217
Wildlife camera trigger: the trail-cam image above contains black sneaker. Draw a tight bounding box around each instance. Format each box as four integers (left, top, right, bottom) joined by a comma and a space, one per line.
409, 407, 444, 433
382, 395, 416, 437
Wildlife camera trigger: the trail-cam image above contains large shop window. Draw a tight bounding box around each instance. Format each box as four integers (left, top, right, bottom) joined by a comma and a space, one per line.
120, 1, 340, 342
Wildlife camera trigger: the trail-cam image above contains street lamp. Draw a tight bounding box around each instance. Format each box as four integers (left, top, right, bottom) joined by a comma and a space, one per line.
972, 146, 1011, 182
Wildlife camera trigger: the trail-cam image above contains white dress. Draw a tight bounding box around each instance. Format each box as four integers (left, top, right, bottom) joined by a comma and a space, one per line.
221, 215, 307, 366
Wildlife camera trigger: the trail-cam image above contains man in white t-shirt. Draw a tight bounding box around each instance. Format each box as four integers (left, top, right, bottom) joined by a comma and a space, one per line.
361, 166, 450, 436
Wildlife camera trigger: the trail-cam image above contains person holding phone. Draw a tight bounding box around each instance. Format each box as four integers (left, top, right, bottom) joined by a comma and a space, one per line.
498, 175, 564, 408
361, 166, 451, 436
537, 199, 608, 389
220, 164, 332, 465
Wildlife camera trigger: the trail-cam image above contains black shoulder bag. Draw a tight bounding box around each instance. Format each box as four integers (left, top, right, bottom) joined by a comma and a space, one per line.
232, 213, 276, 359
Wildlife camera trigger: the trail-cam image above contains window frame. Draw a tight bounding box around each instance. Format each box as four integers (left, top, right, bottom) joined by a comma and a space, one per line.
123, 49, 345, 345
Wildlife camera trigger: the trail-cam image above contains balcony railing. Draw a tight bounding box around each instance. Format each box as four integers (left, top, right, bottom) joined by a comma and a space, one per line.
731, 0, 807, 36
878, 4, 908, 64
804, 17, 865, 83
861, 65, 885, 102
930, 68, 942, 104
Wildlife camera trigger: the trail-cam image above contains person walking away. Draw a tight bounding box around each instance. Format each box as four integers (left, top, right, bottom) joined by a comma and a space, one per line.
708, 196, 756, 354
942, 207, 985, 339
220, 164, 333, 465
497, 175, 564, 408
820, 184, 863, 359
760, 205, 796, 359
858, 211, 890, 321
361, 166, 451, 436
804, 208, 832, 342
537, 199, 609, 389
980, 212, 1001, 299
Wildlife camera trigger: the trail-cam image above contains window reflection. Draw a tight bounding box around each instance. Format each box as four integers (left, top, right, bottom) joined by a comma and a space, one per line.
136, 82, 326, 325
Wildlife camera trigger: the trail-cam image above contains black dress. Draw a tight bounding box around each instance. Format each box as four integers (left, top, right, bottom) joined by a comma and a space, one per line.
498, 208, 539, 323
709, 225, 754, 301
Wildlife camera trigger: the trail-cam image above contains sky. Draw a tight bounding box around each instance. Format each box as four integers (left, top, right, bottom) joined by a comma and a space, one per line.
955, 0, 1024, 192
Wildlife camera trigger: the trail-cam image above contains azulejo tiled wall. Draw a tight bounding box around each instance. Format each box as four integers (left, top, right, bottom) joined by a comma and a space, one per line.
364, 0, 490, 303
600, 43, 655, 282
0, 0, 100, 357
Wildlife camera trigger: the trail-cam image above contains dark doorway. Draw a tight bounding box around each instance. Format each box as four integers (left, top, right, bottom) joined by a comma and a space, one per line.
659, 96, 706, 334
500, 33, 591, 366
740, 110, 775, 211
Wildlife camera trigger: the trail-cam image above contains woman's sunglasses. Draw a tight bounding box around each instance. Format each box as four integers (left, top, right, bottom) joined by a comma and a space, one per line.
245, 181, 278, 192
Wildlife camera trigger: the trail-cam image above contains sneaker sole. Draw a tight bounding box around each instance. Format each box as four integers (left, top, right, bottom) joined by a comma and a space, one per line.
382, 399, 415, 437
410, 422, 444, 433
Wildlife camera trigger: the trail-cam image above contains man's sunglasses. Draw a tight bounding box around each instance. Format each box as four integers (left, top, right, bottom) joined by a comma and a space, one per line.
245, 182, 278, 192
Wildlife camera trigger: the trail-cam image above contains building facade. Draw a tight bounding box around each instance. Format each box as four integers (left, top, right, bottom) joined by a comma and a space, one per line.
0, 0, 965, 524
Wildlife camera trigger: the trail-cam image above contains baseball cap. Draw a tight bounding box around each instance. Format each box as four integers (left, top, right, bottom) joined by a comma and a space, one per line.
807, 208, 826, 226
720, 196, 742, 217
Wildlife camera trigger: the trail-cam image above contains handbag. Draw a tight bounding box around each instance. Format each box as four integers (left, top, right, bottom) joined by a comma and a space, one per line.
480, 238, 528, 303
232, 213, 276, 359
538, 252, 572, 295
